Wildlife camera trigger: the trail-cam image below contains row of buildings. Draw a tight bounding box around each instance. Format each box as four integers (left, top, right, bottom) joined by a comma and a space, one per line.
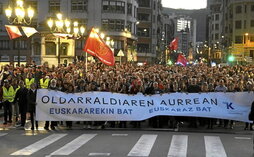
208, 0, 254, 63
0, 0, 199, 66
0, 0, 165, 65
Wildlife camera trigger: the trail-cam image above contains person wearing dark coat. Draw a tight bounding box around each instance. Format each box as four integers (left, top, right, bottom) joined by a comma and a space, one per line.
44, 79, 57, 130
65, 83, 74, 129
14, 80, 28, 127
247, 101, 254, 130
27, 83, 38, 130
187, 78, 201, 128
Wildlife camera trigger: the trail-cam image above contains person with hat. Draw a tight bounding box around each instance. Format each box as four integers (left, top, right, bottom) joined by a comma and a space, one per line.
2, 79, 15, 124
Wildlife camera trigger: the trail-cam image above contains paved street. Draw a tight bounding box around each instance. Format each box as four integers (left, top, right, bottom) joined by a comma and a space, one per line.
0, 129, 253, 157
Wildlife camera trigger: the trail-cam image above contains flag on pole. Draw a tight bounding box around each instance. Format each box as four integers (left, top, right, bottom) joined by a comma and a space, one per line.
169, 38, 178, 50
177, 54, 188, 66
5, 25, 22, 40
21, 26, 38, 37
83, 28, 115, 66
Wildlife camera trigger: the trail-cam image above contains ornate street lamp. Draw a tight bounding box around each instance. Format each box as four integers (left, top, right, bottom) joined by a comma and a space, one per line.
47, 13, 85, 64
5, 0, 34, 66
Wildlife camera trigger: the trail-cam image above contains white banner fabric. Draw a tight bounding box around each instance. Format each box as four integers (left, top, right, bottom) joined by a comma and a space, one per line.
36, 89, 254, 122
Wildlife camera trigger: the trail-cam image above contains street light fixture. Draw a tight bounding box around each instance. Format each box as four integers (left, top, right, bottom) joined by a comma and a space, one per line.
5, 0, 34, 66
47, 13, 85, 64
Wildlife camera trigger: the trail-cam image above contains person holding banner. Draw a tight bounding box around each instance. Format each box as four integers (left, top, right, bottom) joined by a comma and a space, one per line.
65, 83, 74, 129
245, 82, 254, 130
187, 78, 201, 128
247, 101, 254, 131
27, 83, 38, 130
214, 79, 228, 128
44, 79, 57, 130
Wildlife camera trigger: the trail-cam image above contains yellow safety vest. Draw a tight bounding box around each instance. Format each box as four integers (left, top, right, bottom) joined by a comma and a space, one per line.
2, 86, 15, 102
40, 78, 49, 89
25, 78, 35, 89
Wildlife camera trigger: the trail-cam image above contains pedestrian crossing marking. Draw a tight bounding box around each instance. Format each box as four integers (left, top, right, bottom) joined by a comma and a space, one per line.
112, 134, 128, 136
167, 135, 188, 157
234, 137, 251, 140
204, 136, 227, 157
88, 153, 111, 156
5, 133, 246, 156
11, 134, 67, 156
48, 134, 97, 156
0, 133, 7, 137
127, 134, 157, 157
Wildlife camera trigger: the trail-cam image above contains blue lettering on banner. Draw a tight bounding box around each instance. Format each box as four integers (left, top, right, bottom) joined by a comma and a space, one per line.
117, 109, 133, 114
223, 102, 235, 110
49, 108, 115, 115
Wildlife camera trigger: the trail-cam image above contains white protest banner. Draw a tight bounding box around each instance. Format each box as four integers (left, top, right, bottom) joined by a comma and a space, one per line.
36, 89, 254, 122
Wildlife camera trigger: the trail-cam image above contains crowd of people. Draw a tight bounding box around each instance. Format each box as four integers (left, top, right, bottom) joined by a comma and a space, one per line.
0, 61, 253, 130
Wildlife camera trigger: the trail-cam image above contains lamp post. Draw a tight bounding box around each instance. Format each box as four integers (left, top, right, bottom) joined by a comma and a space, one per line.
47, 13, 85, 65
5, 0, 34, 66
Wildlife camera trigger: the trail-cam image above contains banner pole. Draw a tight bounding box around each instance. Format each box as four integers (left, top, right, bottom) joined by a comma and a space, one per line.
85, 52, 88, 72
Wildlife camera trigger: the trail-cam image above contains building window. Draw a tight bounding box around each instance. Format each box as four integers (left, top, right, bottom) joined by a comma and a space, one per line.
49, 0, 60, 13
137, 28, 150, 37
251, 5, 254, 12
127, 3, 132, 15
71, 0, 88, 12
137, 43, 150, 53
127, 21, 132, 32
215, 24, 219, 30
114, 40, 124, 49
153, 1, 156, 10
14, 40, 28, 49
60, 43, 68, 55
0, 20, 2, 32
215, 14, 219, 20
138, 0, 150, 8
138, 13, 150, 21
0, 40, 10, 50
236, 5, 242, 14
235, 36, 243, 44
250, 50, 254, 58
102, 0, 125, 14
45, 42, 56, 55
102, 19, 124, 31
34, 42, 41, 55
134, 6, 136, 18
215, 33, 219, 40
235, 20, 241, 29
251, 20, 254, 27
0, 3, 3, 14
250, 35, 254, 42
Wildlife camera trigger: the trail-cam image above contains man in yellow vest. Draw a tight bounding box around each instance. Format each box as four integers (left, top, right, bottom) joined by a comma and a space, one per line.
2, 79, 15, 125
25, 73, 35, 89
39, 74, 50, 89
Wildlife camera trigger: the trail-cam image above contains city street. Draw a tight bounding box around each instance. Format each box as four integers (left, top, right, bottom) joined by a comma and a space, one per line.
0, 0, 254, 157
0, 124, 253, 157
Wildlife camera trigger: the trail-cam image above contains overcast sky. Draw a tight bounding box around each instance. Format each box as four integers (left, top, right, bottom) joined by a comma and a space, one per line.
162, 0, 207, 9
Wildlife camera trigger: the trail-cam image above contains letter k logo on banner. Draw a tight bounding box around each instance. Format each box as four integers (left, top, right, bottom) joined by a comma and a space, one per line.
223, 102, 234, 110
